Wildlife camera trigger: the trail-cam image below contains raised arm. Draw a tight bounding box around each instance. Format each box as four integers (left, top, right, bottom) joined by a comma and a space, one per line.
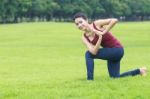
82, 35, 102, 55
94, 18, 118, 35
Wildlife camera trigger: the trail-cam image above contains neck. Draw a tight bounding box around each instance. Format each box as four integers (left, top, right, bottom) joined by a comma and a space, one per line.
85, 24, 94, 36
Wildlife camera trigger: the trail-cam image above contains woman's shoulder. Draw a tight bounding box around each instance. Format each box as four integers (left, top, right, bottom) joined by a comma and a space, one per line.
91, 21, 103, 31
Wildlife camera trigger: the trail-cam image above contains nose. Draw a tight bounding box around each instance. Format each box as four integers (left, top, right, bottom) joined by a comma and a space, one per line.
78, 24, 83, 29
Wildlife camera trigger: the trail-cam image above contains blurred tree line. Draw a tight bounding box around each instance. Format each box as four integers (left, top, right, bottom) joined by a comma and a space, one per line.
0, 0, 150, 23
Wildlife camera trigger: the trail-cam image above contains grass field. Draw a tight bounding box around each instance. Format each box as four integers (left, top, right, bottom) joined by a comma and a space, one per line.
0, 21, 150, 99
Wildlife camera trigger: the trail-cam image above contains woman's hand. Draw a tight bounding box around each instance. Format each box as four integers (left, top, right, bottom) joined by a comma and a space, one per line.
91, 27, 104, 35
94, 30, 103, 36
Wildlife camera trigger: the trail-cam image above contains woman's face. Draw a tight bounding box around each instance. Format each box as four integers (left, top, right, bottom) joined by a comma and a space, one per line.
74, 17, 89, 31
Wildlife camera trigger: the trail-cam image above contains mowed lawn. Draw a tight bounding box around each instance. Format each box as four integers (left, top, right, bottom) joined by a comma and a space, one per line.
0, 21, 150, 99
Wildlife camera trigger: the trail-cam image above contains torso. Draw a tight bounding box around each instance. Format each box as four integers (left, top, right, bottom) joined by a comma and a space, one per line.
84, 23, 123, 48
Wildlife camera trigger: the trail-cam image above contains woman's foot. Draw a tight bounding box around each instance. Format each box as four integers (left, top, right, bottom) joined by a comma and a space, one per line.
140, 67, 147, 76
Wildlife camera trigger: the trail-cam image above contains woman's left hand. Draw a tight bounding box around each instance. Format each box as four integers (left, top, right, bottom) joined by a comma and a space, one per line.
96, 31, 104, 36
90, 26, 104, 35
92, 29, 104, 36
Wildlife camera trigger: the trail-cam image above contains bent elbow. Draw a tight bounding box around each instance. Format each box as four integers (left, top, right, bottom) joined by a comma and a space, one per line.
88, 46, 99, 55
113, 19, 118, 23
91, 52, 97, 55
90, 50, 98, 55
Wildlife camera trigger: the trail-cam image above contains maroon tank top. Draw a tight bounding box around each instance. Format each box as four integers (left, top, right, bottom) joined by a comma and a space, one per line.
84, 23, 123, 48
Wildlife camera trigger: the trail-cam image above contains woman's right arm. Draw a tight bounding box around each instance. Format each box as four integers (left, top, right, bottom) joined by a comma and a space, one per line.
82, 35, 102, 55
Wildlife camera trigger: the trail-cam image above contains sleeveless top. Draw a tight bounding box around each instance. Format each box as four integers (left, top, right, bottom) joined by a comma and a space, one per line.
84, 23, 123, 48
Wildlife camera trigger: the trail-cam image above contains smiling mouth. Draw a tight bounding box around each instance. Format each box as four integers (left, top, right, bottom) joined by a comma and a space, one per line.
79, 27, 83, 30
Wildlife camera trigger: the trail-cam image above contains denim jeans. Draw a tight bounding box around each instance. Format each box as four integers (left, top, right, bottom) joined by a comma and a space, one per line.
85, 48, 140, 80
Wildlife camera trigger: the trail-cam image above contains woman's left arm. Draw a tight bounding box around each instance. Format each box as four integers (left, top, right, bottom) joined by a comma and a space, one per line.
94, 18, 118, 35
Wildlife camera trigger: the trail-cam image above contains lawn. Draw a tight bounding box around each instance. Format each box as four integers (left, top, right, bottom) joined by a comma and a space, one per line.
0, 21, 150, 99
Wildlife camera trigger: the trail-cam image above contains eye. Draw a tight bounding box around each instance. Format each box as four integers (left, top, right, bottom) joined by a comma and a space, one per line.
75, 23, 79, 26
75, 20, 83, 26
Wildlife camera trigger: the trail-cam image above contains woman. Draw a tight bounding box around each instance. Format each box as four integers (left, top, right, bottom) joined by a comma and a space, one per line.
73, 12, 147, 80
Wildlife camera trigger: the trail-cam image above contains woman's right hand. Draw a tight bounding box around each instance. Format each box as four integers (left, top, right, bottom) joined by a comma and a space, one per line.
90, 26, 103, 36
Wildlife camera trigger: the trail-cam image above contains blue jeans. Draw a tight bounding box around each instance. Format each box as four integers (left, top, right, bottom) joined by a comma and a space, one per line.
85, 48, 140, 80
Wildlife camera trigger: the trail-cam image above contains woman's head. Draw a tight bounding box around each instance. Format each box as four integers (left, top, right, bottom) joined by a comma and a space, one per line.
73, 12, 89, 31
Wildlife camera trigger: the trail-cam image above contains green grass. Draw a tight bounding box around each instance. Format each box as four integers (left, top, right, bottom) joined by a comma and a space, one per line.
0, 21, 150, 99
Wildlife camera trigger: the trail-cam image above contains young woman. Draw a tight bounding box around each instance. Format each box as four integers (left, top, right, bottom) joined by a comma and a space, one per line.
73, 12, 147, 80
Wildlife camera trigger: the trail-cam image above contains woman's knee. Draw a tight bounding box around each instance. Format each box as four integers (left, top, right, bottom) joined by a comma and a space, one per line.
85, 51, 93, 58
118, 48, 124, 59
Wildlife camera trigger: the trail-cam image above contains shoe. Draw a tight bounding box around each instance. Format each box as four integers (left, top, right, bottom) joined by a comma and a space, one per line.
140, 67, 147, 76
